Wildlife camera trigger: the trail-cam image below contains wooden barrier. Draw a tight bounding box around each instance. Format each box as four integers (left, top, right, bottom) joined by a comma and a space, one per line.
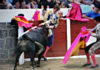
25, 19, 100, 58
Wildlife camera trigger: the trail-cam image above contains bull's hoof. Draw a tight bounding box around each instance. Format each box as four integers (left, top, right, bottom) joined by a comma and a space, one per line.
37, 64, 40, 67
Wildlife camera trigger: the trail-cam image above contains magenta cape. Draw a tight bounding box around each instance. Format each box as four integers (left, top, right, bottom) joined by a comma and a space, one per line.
66, 3, 88, 21
32, 10, 41, 20
62, 27, 90, 64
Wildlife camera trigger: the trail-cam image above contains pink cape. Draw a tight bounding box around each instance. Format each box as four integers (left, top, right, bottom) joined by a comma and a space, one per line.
62, 27, 90, 64
14, 16, 33, 28
32, 10, 40, 20
66, 3, 88, 21
18, 22, 33, 28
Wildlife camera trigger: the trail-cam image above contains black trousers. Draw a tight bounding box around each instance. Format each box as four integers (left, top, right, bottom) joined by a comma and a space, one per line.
85, 42, 97, 53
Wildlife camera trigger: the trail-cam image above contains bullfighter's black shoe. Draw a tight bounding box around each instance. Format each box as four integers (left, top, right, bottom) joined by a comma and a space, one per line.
82, 63, 91, 67
42, 56, 47, 61
90, 64, 99, 68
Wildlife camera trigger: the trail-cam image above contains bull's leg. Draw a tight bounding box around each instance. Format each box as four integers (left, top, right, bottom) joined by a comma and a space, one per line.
14, 50, 22, 70
37, 50, 45, 67
29, 51, 35, 70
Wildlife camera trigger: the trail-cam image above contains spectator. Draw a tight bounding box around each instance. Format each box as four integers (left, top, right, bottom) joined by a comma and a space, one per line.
85, 6, 100, 19
33, 0, 38, 8
93, 0, 100, 9
75, 0, 95, 14
9, 0, 13, 4
41, 9, 47, 20
0, 0, 7, 9
37, 0, 41, 8
6, 0, 13, 8
79, 0, 94, 5
25, 0, 30, 4
27, 0, 35, 9
21, 1, 28, 9
50, 0, 56, 8
6, 0, 13, 9
55, 0, 61, 6
64, 0, 70, 8
41, 0, 47, 10
59, 0, 63, 3
46, 0, 51, 8
12, 0, 24, 5
46, 0, 56, 8
41, 0, 45, 3
12, 0, 17, 5
7, 3, 12, 9
60, 1, 65, 8
13, 1, 20, 9
19, 0, 25, 4
42, 9, 46, 16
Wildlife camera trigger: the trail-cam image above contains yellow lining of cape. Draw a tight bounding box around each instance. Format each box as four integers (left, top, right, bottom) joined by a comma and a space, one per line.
14, 17, 29, 24
70, 40, 85, 56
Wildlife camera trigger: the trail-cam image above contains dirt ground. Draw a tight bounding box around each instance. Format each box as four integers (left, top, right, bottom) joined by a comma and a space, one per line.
0, 58, 100, 70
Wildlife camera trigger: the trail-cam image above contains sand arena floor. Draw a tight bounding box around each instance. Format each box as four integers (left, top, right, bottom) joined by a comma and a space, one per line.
0, 58, 100, 70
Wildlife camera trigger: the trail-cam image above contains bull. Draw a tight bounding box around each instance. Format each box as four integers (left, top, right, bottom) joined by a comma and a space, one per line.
11, 20, 49, 70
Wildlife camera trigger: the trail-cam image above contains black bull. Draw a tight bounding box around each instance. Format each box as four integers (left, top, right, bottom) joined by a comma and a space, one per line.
13, 25, 49, 70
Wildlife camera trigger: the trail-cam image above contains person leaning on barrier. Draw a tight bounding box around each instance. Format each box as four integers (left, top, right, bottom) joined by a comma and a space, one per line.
83, 6, 100, 19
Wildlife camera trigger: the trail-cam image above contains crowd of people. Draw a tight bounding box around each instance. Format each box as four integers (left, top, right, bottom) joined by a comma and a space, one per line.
0, 0, 100, 9
0, 0, 67, 9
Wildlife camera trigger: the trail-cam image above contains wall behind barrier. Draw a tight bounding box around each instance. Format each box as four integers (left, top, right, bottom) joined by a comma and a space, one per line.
0, 8, 68, 22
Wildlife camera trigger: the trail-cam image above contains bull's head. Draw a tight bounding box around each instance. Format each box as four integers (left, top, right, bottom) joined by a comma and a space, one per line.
41, 24, 49, 37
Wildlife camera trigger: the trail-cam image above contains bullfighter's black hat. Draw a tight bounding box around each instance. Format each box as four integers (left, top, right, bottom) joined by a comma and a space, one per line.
18, 14, 24, 16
